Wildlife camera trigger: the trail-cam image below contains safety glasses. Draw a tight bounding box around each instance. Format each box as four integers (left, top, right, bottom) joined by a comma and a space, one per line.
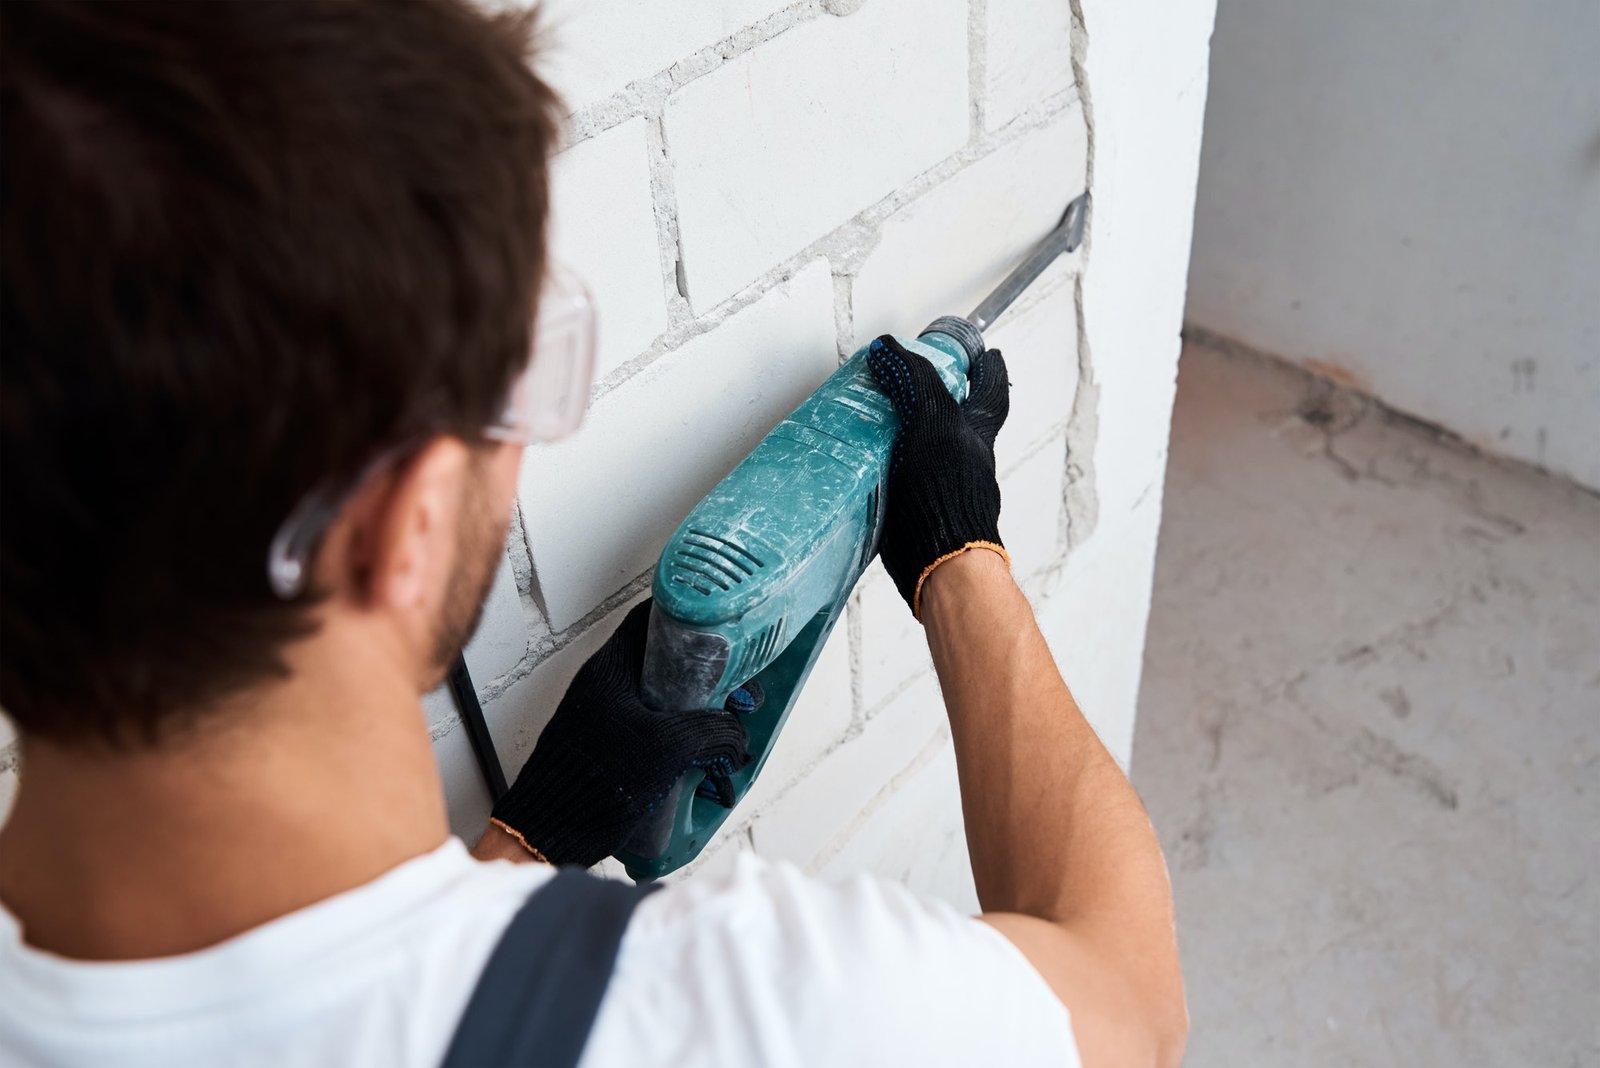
484, 263, 597, 444
266, 264, 597, 599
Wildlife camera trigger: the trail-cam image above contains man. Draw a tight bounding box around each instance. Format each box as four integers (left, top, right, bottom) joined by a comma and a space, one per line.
0, 2, 1186, 1065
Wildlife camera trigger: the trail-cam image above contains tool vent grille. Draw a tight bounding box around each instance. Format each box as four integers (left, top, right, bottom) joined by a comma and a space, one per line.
730, 618, 786, 683
667, 530, 766, 596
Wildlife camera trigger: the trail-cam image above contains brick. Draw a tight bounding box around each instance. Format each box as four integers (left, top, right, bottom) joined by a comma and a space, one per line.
460, 548, 530, 688
434, 718, 494, 843
812, 732, 978, 911
998, 433, 1065, 579
1035, 496, 1164, 767
983, 281, 1079, 474
851, 112, 1087, 345
548, 118, 667, 381
749, 672, 947, 867
984, 0, 1076, 129
855, 559, 931, 712
535, 0, 793, 114
518, 259, 836, 630
738, 619, 854, 815
667, 0, 968, 309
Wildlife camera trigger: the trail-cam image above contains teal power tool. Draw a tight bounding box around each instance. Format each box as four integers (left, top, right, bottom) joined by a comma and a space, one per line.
615, 193, 1089, 881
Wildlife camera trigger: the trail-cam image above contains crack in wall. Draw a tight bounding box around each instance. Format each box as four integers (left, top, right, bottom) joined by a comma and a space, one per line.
844, 591, 867, 733
644, 112, 692, 329
831, 269, 855, 364
966, 0, 989, 136
1062, 0, 1100, 554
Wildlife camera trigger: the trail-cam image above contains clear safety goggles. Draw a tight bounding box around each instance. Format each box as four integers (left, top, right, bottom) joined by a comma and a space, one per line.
266, 264, 597, 599
484, 263, 597, 444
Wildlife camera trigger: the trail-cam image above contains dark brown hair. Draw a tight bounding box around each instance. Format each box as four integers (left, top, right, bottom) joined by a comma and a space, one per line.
0, 0, 562, 745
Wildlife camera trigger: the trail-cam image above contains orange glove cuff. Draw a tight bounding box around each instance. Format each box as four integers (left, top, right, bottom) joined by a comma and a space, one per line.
910, 540, 1011, 621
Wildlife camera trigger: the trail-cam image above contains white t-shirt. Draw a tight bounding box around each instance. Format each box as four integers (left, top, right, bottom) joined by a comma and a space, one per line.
0, 838, 1079, 1067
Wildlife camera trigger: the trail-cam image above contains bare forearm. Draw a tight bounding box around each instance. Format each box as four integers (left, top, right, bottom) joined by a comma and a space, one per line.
922, 551, 1184, 1058
922, 551, 1171, 926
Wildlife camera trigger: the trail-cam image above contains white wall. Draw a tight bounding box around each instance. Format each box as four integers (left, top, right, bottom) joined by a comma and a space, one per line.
0, 0, 1220, 906
1185, 0, 1600, 490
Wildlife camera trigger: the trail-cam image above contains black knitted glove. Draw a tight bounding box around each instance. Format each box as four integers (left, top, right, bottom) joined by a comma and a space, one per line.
490, 601, 750, 868
866, 335, 1011, 619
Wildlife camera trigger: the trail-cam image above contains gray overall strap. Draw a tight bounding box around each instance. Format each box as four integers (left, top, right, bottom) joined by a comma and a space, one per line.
442, 868, 659, 1068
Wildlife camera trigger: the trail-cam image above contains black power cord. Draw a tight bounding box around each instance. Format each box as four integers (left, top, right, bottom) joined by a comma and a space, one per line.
447, 653, 509, 801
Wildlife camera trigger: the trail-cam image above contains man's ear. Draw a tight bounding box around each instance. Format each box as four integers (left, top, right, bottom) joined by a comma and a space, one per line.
329, 436, 473, 611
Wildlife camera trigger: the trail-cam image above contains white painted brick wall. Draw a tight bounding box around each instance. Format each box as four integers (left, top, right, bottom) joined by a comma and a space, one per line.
812, 733, 977, 912
1037, 495, 1167, 766
854, 561, 930, 712
984, 0, 1076, 130
850, 111, 1087, 345
459, 552, 530, 688
537, 0, 793, 114
547, 117, 668, 382
747, 671, 948, 865
985, 280, 1079, 474
667, 0, 969, 309
1000, 433, 1067, 577
422, 0, 1215, 908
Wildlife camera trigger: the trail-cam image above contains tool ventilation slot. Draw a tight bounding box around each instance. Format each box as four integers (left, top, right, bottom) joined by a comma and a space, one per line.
666, 530, 766, 597
729, 618, 786, 683
682, 530, 765, 577
669, 563, 728, 595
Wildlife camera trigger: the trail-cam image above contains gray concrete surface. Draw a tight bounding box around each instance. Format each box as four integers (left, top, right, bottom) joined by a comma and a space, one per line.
1132, 341, 1600, 1066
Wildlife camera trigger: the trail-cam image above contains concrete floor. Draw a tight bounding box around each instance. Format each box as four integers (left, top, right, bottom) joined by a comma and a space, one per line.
1132, 342, 1600, 1066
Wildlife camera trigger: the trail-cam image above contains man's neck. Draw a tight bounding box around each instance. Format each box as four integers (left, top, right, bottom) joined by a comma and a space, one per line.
0, 636, 450, 961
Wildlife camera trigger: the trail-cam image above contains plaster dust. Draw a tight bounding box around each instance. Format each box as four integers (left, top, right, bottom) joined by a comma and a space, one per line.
1133, 341, 1600, 1066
